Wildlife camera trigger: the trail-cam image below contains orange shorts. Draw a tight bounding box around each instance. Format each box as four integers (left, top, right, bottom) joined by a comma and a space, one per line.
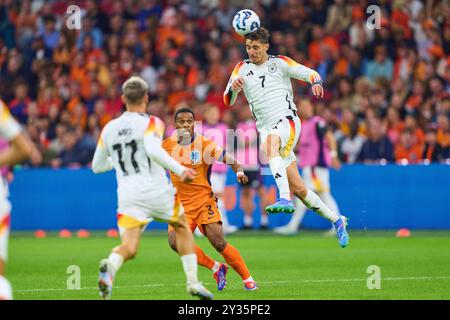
168, 197, 222, 234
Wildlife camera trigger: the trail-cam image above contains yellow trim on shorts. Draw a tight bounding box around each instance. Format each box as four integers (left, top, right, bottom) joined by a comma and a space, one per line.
280, 118, 296, 158
117, 214, 147, 229
168, 195, 182, 224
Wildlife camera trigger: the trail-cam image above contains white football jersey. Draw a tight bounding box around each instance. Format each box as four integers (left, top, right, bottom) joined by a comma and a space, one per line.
0, 100, 22, 214
92, 112, 185, 210
224, 55, 322, 130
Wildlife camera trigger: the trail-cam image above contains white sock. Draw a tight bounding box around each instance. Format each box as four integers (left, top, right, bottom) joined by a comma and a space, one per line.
268, 156, 291, 200
244, 215, 253, 227
108, 252, 124, 277
0, 275, 13, 300
181, 254, 199, 285
243, 276, 254, 283
301, 189, 339, 223
211, 261, 220, 273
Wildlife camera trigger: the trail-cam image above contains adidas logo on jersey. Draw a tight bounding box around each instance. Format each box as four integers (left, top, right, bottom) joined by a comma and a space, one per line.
246, 70, 254, 77
274, 173, 282, 179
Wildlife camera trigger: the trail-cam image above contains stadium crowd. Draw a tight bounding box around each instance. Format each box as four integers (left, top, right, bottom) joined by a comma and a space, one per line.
0, 0, 449, 168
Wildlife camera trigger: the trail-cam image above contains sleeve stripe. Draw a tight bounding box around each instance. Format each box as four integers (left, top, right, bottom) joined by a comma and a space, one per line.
145, 116, 165, 138
309, 71, 322, 84
231, 61, 245, 78
278, 55, 299, 67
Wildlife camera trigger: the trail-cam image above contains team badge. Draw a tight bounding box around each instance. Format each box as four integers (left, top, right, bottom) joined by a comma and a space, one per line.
190, 151, 201, 163
268, 63, 277, 73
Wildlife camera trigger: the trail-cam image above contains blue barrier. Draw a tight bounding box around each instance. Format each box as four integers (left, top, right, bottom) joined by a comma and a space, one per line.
9, 165, 450, 230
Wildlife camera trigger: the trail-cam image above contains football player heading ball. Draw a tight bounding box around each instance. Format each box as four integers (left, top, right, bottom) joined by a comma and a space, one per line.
224, 22, 350, 248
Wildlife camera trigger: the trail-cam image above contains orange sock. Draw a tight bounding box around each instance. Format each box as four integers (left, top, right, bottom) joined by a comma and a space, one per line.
195, 245, 216, 270
220, 243, 251, 280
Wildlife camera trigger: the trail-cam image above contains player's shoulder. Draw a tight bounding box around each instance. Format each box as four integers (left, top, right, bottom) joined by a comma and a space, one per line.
232, 60, 250, 74
162, 134, 176, 150
198, 133, 214, 145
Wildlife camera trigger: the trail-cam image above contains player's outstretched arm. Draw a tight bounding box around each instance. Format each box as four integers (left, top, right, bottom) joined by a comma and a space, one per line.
0, 102, 40, 166
92, 137, 114, 173
223, 61, 245, 106
0, 133, 36, 167
279, 55, 324, 98
143, 134, 187, 177
222, 152, 248, 185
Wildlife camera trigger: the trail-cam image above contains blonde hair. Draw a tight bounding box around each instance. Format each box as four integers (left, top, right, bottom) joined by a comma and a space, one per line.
122, 76, 149, 105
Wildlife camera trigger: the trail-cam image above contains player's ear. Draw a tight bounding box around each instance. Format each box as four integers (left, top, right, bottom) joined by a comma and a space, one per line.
121, 94, 127, 105
264, 42, 269, 52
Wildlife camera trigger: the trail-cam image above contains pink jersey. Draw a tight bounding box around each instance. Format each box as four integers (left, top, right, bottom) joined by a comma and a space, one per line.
236, 120, 259, 171
298, 116, 331, 168
201, 122, 229, 174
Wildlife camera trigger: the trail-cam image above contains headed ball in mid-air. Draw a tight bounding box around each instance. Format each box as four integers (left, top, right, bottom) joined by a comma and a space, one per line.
232, 9, 260, 36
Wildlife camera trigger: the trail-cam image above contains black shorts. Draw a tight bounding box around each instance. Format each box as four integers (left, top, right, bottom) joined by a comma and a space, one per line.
242, 170, 262, 189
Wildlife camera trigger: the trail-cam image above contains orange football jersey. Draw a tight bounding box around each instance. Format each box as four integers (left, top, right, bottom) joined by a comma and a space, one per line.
162, 133, 225, 209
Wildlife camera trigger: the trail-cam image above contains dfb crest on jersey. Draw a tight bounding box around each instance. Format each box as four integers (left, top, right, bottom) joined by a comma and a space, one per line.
190, 151, 201, 163
268, 63, 277, 73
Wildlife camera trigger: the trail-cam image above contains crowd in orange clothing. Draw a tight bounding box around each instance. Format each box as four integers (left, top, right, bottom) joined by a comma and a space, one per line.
0, 0, 449, 167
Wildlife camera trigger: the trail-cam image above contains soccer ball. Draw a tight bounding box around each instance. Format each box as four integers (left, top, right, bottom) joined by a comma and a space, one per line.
232, 9, 260, 36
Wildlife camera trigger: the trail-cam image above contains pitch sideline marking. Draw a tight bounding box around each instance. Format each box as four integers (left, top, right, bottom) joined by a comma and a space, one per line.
14, 276, 450, 293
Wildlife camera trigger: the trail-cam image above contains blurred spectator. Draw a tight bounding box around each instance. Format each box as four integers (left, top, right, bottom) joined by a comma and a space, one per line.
436, 113, 450, 149
357, 118, 395, 163
422, 127, 447, 163
394, 129, 423, 164
51, 128, 91, 168
365, 46, 393, 84
339, 119, 366, 164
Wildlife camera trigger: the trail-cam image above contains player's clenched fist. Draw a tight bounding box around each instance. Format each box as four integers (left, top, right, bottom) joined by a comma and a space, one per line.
231, 77, 244, 92
181, 168, 197, 183
236, 171, 248, 184
312, 83, 324, 99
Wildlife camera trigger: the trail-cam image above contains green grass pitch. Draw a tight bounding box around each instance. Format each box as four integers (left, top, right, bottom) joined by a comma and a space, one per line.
7, 230, 450, 300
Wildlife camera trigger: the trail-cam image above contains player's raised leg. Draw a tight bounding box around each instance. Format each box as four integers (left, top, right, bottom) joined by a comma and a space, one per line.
286, 162, 349, 247
261, 133, 295, 214
203, 222, 257, 291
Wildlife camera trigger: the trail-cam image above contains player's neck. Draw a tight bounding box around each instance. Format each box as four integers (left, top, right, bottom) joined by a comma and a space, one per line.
126, 105, 146, 113
253, 54, 269, 65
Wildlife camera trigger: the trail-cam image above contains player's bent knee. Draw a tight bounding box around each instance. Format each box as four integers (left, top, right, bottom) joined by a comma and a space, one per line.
211, 237, 227, 252
168, 232, 178, 252
292, 184, 307, 199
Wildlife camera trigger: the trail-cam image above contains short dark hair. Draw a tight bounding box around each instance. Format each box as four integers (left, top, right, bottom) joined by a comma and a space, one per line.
174, 107, 195, 121
245, 27, 270, 44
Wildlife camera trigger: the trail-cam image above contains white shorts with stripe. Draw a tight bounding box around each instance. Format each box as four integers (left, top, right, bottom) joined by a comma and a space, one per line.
116, 185, 184, 237
259, 115, 301, 168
